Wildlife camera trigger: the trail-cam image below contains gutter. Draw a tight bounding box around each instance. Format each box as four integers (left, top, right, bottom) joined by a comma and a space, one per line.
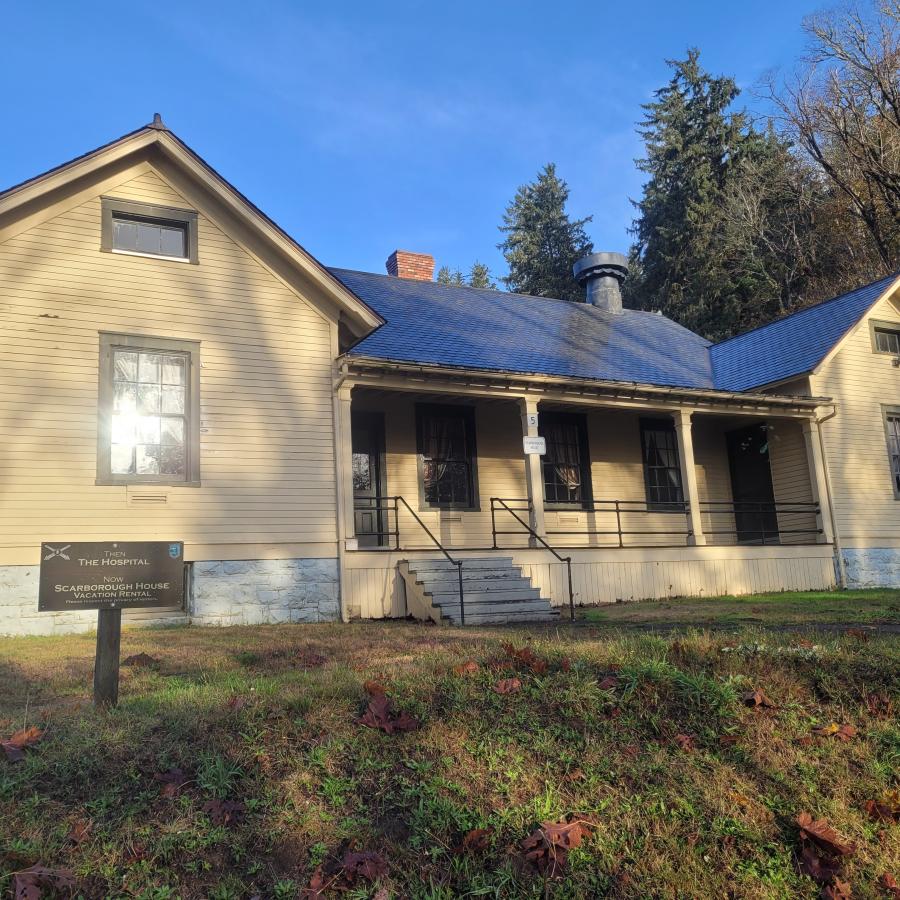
341, 355, 831, 412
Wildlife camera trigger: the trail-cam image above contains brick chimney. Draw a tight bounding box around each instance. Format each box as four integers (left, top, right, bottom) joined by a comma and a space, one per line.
386, 249, 435, 281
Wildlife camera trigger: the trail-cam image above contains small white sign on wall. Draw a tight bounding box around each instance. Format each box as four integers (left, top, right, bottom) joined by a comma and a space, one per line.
523, 436, 546, 455
526, 413, 539, 428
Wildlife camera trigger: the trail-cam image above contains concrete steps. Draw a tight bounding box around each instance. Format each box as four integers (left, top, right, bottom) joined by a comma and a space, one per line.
398, 557, 558, 626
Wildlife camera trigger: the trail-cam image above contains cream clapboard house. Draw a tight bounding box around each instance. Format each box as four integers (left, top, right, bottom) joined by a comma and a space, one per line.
0, 119, 898, 635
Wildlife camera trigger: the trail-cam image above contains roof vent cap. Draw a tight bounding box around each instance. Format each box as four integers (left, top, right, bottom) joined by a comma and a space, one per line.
573, 251, 629, 314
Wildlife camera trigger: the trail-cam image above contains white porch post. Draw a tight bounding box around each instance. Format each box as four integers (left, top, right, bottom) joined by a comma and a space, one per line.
337, 384, 356, 544
519, 397, 546, 541
801, 418, 835, 544
673, 409, 706, 546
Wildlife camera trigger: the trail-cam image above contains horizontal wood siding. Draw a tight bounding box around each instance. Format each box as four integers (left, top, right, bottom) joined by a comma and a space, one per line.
813, 293, 900, 546
352, 392, 815, 551
344, 545, 836, 617
769, 418, 818, 543
0, 165, 338, 563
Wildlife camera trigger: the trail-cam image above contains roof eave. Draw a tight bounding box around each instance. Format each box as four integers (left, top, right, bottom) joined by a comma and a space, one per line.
342, 354, 831, 411
0, 122, 384, 336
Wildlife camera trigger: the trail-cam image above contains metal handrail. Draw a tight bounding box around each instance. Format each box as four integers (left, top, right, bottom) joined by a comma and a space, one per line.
490, 496, 692, 548
698, 500, 822, 544
356, 495, 466, 625
490, 497, 575, 622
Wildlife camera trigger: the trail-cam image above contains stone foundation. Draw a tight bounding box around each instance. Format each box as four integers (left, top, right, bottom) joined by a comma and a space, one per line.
0, 565, 97, 636
191, 558, 340, 625
840, 548, 900, 588
0, 557, 341, 636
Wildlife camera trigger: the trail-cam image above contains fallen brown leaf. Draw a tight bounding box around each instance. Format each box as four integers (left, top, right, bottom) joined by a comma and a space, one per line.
845, 627, 870, 641
201, 798, 245, 826
455, 827, 493, 854
452, 660, 480, 676
11, 864, 75, 899
520, 817, 594, 876
502, 643, 549, 675
598, 675, 619, 691
153, 767, 188, 798
493, 678, 522, 695
224, 695, 246, 711
2, 726, 43, 763
798, 843, 842, 884
341, 850, 388, 881
864, 790, 900, 823
67, 819, 92, 845
719, 734, 740, 747
880, 873, 900, 898
812, 723, 857, 742
357, 692, 419, 734
743, 689, 777, 709
822, 876, 852, 898
796, 813, 856, 857
675, 734, 695, 752
363, 680, 387, 696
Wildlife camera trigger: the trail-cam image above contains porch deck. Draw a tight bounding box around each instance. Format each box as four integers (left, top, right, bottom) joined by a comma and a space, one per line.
338, 380, 836, 621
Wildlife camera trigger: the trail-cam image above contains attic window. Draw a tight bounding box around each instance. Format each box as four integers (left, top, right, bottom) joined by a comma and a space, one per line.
873, 326, 900, 355
101, 197, 198, 264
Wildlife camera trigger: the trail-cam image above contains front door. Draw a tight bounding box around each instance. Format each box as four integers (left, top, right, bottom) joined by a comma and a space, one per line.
352, 412, 387, 547
726, 424, 779, 544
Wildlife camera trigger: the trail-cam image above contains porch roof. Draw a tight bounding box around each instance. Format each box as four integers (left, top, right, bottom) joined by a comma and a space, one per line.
331, 268, 714, 390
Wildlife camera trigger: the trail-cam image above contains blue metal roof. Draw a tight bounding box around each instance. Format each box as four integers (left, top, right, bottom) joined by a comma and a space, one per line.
331, 268, 714, 389
710, 273, 899, 391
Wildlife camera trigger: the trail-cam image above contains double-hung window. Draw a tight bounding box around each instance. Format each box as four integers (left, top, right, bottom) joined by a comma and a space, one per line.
540, 413, 592, 507
884, 409, 900, 498
640, 418, 684, 509
97, 334, 201, 485
416, 404, 478, 509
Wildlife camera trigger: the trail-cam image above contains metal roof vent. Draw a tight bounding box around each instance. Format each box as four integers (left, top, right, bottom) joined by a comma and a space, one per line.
573, 252, 629, 314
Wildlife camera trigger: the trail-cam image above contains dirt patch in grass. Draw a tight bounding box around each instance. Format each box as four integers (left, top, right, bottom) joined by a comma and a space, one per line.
0, 616, 897, 898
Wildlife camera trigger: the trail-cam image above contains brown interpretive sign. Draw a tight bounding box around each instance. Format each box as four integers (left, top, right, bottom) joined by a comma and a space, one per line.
38, 541, 184, 612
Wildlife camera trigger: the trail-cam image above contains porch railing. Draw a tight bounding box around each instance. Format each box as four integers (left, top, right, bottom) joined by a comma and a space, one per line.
491, 497, 693, 548
490, 498, 575, 621
353, 496, 467, 624
698, 500, 822, 545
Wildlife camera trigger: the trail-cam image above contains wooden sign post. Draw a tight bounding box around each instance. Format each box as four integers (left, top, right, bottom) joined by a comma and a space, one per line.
38, 541, 184, 707
94, 608, 123, 707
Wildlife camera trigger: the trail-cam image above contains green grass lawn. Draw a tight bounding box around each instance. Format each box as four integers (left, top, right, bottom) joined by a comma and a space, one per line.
0, 596, 898, 898
582, 588, 900, 628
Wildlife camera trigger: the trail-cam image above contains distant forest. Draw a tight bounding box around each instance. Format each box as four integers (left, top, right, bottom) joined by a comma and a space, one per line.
439, 1, 900, 341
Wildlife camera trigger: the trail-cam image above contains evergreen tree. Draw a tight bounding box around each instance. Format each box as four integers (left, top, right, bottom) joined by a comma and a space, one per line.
436, 266, 466, 286
468, 261, 496, 289
498, 163, 593, 301
626, 50, 753, 338
435, 263, 496, 289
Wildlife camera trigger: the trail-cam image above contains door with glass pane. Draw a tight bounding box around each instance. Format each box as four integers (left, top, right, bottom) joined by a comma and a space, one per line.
351, 412, 387, 548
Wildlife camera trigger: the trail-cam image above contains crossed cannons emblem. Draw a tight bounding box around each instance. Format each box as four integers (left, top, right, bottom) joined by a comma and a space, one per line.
43, 544, 71, 561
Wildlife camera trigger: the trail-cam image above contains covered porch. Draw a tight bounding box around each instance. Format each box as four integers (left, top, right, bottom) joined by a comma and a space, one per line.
335, 360, 836, 619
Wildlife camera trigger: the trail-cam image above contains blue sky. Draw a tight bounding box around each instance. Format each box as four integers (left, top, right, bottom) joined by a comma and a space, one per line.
3, 0, 821, 280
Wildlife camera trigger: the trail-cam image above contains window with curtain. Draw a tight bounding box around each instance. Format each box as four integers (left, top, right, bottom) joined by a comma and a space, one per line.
640, 418, 684, 509
416, 405, 478, 508
540, 413, 591, 506
885, 411, 900, 497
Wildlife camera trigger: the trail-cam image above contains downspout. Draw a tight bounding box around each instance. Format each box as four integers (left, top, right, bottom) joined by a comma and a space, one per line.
815, 403, 845, 588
